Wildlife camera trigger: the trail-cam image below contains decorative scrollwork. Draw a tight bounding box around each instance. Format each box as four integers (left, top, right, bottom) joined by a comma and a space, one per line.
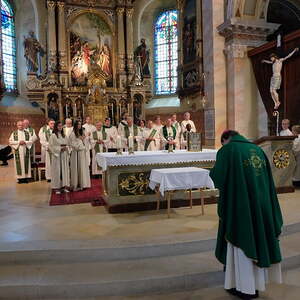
273, 149, 290, 169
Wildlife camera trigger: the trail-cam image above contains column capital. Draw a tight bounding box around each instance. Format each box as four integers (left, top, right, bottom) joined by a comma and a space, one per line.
57, 1, 65, 10
116, 7, 125, 16
217, 19, 279, 48
47, 0, 56, 10
126, 8, 134, 18
224, 44, 248, 59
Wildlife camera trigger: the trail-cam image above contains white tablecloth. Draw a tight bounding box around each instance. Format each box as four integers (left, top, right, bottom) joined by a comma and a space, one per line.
149, 167, 215, 196
96, 150, 217, 171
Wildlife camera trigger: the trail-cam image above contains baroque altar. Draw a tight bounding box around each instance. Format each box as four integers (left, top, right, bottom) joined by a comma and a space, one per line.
24, 0, 152, 124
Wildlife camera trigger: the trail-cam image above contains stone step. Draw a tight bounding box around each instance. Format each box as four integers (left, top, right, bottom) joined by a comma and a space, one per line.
0, 233, 299, 299
0, 222, 299, 265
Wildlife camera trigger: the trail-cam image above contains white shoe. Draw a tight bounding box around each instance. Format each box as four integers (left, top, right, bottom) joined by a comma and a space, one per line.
64, 189, 70, 193
55, 191, 61, 195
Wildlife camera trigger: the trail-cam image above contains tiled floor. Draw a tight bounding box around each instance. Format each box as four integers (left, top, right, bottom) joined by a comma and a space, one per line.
0, 161, 300, 244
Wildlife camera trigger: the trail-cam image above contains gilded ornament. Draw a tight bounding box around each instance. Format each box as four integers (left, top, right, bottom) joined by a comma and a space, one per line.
273, 149, 290, 169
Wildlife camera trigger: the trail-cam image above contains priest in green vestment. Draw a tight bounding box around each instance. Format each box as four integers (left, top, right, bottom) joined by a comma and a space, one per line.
210, 130, 283, 299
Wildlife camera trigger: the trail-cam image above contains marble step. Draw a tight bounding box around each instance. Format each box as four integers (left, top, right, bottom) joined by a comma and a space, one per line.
0, 222, 299, 265
0, 233, 299, 299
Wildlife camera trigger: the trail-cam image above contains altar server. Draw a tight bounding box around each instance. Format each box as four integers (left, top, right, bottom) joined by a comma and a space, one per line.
48, 121, 70, 194
23, 119, 37, 162
38, 119, 50, 163
137, 120, 147, 151
9, 121, 33, 183
160, 119, 177, 151
279, 119, 293, 136
153, 115, 163, 132
144, 120, 161, 151
102, 118, 118, 152
69, 120, 91, 191
39, 119, 55, 181
63, 118, 73, 138
119, 116, 140, 151
181, 112, 196, 133
171, 113, 181, 150
181, 123, 192, 149
83, 116, 96, 165
210, 130, 283, 299
91, 121, 108, 175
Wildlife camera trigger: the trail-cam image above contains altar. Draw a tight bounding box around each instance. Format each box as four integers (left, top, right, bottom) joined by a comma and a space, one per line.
96, 150, 217, 213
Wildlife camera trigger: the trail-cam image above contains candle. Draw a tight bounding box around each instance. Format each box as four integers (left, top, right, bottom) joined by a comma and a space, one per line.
65, 104, 68, 118
128, 134, 134, 149
74, 103, 77, 116
82, 103, 85, 118
116, 135, 122, 149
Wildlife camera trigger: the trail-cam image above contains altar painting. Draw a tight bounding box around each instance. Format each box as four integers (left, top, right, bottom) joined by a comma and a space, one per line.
183, 0, 196, 64
70, 13, 113, 87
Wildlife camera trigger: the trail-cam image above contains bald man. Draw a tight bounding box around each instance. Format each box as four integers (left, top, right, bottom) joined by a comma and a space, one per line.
23, 119, 37, 162
9, 121, 33, 183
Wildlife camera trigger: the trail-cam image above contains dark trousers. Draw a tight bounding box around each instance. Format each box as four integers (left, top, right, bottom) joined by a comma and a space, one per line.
0, 146, 12, 163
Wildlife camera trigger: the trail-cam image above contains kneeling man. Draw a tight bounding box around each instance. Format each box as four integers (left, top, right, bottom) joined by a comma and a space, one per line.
210, 130, 283, 299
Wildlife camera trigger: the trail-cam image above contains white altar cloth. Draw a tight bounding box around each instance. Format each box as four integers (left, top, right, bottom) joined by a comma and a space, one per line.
149, 167, 215, 196
96, 150, 217, 171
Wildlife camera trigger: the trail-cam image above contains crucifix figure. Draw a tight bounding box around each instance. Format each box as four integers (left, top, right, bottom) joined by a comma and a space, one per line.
262, 48, 298, 109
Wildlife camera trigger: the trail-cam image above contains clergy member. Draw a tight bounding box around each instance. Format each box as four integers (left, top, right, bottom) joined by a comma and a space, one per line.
117, 112, 128, 133
39, 119, 55, 181
292, 125, 300, 185
119, 116, 140, 151
153, 115, 163, 132
69, 120, 91, 191
48, 121, 70, 194
38, 119, 50, 163
160, 118, 177, 151
9, 121, 33, 183
181, 123, 192, 149
83, 116, 96, 166
144, 120, 160, 151
181, 112, 196, 133
136, 120, 147, 151
91, 121, 108, 176
63, 118, 73, 138
210, 130, 283, 299
102, 117, 118, 152
171, 113, 181, 150
23, 119, 37, 162
279, 119, 293, 136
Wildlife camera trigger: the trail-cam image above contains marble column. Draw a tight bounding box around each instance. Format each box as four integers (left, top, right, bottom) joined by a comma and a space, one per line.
117, 7, 125, 72
47, 0, 57, 73
126, 7, 134, 72
57, 2, 67, 71
218, 20, 279, 140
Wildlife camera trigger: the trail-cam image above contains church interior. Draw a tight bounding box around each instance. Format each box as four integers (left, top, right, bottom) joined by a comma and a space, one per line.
1, 0, 300, 299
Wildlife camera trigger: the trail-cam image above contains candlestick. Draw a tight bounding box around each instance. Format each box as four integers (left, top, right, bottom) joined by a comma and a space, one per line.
128, 134, 134, 154
116, 135, 122, 155
65, 104, 68, 118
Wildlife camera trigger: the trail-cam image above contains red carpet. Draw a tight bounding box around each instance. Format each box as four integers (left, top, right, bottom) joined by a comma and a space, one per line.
49, 178, 106, 206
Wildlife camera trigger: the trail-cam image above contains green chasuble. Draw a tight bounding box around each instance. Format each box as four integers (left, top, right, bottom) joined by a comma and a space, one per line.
210, 134, 283, 268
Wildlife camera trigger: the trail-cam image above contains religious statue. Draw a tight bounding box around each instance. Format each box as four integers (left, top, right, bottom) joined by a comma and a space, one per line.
134, 39, 150, 79
48, 96, 59, 121
23, 31, 44, 73
262, 48, 299, 109
64, 99, 73, 119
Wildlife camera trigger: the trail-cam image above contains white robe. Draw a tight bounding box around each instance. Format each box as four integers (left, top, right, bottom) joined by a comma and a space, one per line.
136, 127, 147, 151
144, 128, 161, 151
293, 134, 300, 181
103, 126, 118, 150
279, 128, 293, 136
9, 130, 33, 180
118, 125, 141, 150
69, 132, 91, 189
225, 242, 282, 295
63, 126, 73, 138
48, 133, 70, 189
83, 123, 96, 150
160, 126, 177, 150
39, 127, 53, 180
38, 125, 48, 163
181, 119, 196, 133
91, 130, 108, 175
24, 127, 37, 162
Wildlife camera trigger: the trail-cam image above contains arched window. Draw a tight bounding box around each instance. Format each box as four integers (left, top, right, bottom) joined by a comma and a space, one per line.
1, 0, 17, 92
154, 10, 178, 95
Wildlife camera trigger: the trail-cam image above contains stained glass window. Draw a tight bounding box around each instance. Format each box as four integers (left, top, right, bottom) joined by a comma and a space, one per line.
1, 0, 17, 92
154, 10, 178, 95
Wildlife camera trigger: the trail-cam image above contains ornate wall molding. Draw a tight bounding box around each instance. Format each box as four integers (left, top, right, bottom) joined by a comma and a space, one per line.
126, 8, 134, 18
224, 44, 248, 59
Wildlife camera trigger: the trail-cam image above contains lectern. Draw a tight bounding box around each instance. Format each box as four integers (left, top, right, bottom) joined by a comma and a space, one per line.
255, 136, 296, 193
